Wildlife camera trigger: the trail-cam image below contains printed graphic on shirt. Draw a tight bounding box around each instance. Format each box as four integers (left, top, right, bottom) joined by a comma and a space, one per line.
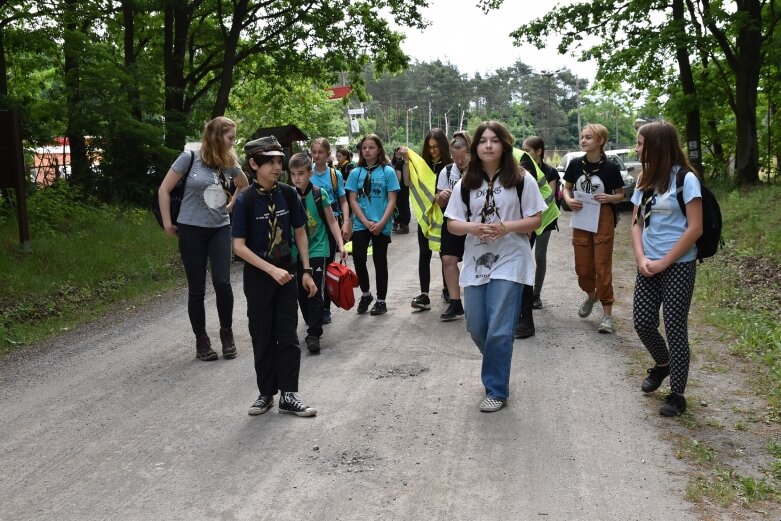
474, 252, 500, 275
576, 175, 603, 195
203, 182, 228, 208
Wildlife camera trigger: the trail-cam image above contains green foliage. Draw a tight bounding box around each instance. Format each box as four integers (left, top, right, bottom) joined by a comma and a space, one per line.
693, 182, 781, 418
0, 183, 181, 350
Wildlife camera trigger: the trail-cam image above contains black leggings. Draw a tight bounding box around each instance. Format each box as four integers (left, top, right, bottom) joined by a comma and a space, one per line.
178, 224, 233, 337
351, 230, 391, 300
417, 224, 446, 294
633, 261, 696, 394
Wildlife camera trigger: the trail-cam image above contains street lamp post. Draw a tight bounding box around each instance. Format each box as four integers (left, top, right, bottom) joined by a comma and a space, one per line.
539, 69, 562, 146
406, 106, 418, 146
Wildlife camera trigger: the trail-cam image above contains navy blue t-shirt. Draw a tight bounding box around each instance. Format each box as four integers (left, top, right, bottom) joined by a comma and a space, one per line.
231, 184, 306, 261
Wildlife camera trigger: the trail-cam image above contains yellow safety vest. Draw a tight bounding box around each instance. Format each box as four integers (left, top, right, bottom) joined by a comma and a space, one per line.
513, 149, 561, 235
407, 149, 442, 251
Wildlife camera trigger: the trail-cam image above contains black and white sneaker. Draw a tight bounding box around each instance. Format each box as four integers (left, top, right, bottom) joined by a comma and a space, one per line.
479, 396, 506, 412
411, 293, 431, 310
248, 395, 273, 416
357, 294, 374, 314
442, 289, 451, 304
278, 392, 317, 417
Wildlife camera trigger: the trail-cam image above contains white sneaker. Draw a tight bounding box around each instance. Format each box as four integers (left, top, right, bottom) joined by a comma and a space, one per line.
578, 296, 599, 318
598, 315, 614, 334
479, 396, 506, 412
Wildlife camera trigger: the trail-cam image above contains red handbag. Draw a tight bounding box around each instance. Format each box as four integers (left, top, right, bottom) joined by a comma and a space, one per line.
325, 260, 359, 310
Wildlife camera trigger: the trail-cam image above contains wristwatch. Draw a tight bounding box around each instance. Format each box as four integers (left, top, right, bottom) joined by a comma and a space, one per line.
302, 268, 313, 276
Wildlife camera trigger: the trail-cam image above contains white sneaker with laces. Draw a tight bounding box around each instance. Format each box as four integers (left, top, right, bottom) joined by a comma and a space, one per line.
598, 315, 614, 334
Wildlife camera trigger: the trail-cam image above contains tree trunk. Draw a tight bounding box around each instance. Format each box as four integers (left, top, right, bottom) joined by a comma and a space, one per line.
122, 0, 141, 121
0, 25, 7, 98
672, 0, 703, 175
163, 0, 191, 151
211, 0, 248, 118
733, 1, 762, 185
63, 0, 90, 190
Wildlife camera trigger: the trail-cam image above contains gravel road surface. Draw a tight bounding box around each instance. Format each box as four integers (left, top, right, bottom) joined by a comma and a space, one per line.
0, 212, 698, 520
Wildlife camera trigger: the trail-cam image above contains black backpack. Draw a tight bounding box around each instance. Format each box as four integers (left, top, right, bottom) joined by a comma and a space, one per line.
641, 167, 723, 262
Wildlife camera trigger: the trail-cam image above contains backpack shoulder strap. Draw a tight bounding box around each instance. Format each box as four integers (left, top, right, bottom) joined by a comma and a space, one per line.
311, 185, 328, 224
244, 186, 256, 234
330, 167, 338, 193
183, 150, 195, 187
675, 166, 692, 218
516, 174, 525, 216
460, 181, 472, 221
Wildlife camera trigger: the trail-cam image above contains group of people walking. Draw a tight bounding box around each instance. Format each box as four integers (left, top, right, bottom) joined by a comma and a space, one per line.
158, 116, 703, 419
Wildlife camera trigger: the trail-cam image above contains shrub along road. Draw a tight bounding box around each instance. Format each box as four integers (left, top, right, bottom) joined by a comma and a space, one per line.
0, 211, 699, 520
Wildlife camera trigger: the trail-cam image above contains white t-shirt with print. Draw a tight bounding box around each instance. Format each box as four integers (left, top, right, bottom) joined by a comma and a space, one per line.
444, 172, 547, 287
437, 163, 463, 192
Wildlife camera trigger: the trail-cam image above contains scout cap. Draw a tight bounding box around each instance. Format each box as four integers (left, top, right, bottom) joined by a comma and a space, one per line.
244, 135, 284, 157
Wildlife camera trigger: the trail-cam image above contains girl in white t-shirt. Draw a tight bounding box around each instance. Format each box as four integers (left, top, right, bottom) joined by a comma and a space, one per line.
631, 121, 703, 417
444, 121, 546, 413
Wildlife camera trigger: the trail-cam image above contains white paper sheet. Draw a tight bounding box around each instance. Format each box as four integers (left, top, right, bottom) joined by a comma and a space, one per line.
570, 191, 600, 233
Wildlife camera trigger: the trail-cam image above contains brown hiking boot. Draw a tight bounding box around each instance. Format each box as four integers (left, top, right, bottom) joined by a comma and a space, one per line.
195, 334, 218, 361
220, 327, 237, 359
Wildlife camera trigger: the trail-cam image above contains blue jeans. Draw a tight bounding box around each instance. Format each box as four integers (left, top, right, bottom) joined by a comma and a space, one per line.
464, 279, 523, 400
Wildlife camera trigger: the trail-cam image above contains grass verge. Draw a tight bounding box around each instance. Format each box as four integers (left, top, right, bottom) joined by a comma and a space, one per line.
0, 183, 181, 354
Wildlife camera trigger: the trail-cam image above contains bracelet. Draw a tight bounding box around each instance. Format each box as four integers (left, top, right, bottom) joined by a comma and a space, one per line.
302, 268, 313, 275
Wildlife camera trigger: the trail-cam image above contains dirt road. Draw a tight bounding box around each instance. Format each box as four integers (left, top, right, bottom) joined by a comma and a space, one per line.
0, 212, 699, 520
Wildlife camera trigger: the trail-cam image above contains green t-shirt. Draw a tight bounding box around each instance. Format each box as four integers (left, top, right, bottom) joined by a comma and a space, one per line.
292, 187, 333, 260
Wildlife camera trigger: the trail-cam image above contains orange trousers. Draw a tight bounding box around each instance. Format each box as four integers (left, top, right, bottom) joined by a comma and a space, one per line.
572, 204, 615, 305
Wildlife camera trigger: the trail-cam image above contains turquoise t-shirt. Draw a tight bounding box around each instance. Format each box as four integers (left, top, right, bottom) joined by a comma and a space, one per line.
292, 186, 333, 260
312, 166, 345, 216
631, 167, 702, 263
345, 164, 400, 236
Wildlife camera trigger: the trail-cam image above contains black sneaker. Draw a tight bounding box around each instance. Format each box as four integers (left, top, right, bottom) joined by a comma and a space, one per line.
442, 289, 451, 304
411, 293, 431, 310
357, 294, 374, 314
440, 300, 464, 321
659, 392, 687, 416
397, 223, 409, 234
248, 395, 273, 416
641, 364, 670, 393
532, 296, 543, 309
305, 335, 321, 354
322, 310, 332, 324
219, 327, 237, 359
514, 314, 535, 339
279, 392, 317, 417
370, 301, 387, 315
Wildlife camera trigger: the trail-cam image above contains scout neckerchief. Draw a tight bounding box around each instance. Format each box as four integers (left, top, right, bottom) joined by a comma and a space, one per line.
296, 182, 315, 238
359, 163, 380, 201
580, 154, 605, 194
479, 168, 501, 224
255, 181, 279, 257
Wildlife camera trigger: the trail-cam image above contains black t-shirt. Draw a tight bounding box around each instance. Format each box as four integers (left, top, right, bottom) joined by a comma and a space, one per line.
541, 161, 559, 184
564, 155, 623, 196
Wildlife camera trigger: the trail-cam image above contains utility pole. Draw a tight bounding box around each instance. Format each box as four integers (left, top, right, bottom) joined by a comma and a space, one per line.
406, 106, 418, 146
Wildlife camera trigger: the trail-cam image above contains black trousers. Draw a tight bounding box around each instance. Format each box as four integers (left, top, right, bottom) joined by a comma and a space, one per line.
243, 261, 300, 396
351, 229, 391, 300
395, 185, 411, 225
296, 256, 327, 338
520, 233, 537, 320
178, 224, 233, 337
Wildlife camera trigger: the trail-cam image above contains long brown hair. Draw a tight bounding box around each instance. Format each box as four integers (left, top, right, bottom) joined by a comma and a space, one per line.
636, 121, 696, 193
200, 116, 239, 169
356, 134, 390, 167
462, 121, 523, 190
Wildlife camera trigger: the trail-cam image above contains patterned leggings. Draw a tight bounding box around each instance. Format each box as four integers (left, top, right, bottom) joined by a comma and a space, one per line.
633, 261, 696, 394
